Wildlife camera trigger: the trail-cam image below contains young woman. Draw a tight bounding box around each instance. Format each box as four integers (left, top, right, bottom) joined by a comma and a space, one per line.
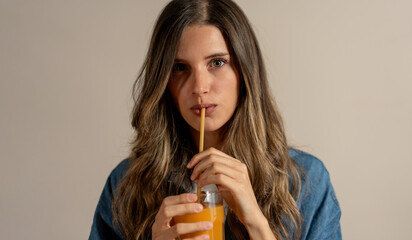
90, 0, 341, 239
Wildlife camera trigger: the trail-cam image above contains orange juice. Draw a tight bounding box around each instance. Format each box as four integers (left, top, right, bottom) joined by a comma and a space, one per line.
174, 204, 224, 239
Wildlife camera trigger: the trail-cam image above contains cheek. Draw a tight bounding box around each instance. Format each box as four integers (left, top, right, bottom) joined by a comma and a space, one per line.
168, 81, 189, 111
230, 82, 239, 107
216, 71, 239, 102
167, 82, 180, 109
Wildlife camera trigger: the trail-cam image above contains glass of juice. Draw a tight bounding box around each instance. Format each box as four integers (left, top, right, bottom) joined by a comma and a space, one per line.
174, 191, 225, 240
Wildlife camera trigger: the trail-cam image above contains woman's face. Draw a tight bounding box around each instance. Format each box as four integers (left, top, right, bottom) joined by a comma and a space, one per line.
168, 25, 239, 134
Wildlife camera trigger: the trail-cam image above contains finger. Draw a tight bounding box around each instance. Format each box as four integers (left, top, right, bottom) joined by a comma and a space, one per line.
198, 173, 239, 191
160, 202, 204, 220
156, 202, 204, 228
194, 161, 240, 183
162, 193, 198, 206
187, 147, 231, 169
163, 222, 212, 239
191, 155, 245, 181
155, 194, 198, 225
185, 235, 211, 240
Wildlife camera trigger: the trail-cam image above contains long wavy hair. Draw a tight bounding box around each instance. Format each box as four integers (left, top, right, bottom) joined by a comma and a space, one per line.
113, 0, 303, 239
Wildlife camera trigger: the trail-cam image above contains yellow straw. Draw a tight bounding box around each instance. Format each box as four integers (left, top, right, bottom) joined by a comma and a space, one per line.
199, 108, 205, 152
197, 108, 205, 202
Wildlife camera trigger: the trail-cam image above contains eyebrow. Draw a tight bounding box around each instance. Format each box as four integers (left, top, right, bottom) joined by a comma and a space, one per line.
174, 52, 229, 62
205, 52, 229, 59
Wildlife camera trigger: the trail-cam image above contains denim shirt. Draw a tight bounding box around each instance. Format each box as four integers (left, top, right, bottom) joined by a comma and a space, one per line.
89, 149, 342, 239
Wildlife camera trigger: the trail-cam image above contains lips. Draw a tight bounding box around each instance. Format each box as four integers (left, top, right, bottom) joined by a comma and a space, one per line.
190, 104, 217, 116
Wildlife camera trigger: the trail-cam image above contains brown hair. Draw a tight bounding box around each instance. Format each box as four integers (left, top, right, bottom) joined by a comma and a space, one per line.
113, 0, 303, 239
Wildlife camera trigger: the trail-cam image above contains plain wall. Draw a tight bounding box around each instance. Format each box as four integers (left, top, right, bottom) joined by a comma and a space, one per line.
1, 0, 411, 239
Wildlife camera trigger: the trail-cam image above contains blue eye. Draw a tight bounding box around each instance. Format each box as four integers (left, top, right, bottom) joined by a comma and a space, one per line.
172, 63, 187, 72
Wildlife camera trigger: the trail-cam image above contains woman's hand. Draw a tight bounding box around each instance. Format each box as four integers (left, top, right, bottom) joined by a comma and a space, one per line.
187, 147, 272, 236
152, 193, 213, 240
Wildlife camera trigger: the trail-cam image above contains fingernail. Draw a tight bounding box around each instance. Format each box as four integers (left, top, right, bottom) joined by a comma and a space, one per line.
187, 161, 192, 168
205, 222, 213, 230
195, 203, 203, 212
188, 194, 197, 202
203, 235, 210, 240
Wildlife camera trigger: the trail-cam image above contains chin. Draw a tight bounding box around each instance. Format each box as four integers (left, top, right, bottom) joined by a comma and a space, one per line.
187, 120, 221, 133
183, 111, 229, 133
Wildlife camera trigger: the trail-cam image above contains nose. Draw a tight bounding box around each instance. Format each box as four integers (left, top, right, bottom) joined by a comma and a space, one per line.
191, 68, 210, 96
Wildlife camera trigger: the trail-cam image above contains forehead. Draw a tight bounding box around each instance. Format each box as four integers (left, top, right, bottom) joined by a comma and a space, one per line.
176, 25, 229, 59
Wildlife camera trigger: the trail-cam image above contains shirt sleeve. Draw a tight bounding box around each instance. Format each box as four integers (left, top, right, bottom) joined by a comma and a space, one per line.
291, 150, 342, 240
89, 160, 129, 240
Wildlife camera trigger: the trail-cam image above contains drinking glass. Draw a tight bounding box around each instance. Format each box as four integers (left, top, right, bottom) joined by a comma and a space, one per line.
174, 190, 224, 240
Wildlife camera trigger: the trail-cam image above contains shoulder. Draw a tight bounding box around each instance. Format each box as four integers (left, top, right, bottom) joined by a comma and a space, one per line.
288, 148, 328, 178
97, 158, 131, 202
288, 148, 342, 239
288, 148, 334, 205
89, 159, 130, 240
288, 148, 337, 204
101, 158, 131, 196
108, 158, 130, 187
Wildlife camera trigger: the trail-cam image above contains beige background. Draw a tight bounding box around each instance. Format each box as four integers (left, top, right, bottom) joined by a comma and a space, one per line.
1, 0, 411, 239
